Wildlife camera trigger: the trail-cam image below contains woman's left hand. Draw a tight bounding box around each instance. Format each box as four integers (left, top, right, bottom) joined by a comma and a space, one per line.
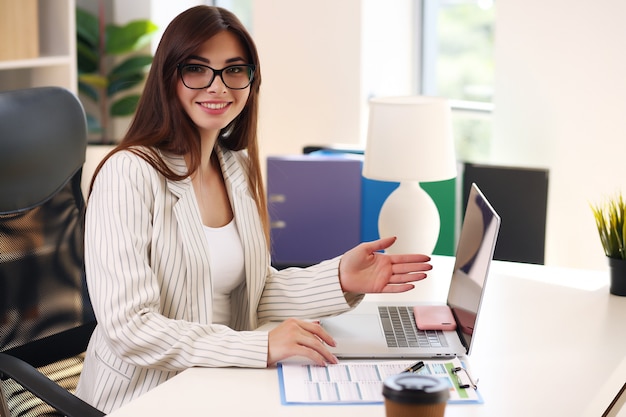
338, 236, 432, 294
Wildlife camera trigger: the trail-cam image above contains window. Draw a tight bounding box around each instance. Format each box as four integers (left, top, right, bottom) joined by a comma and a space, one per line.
422, 0, 495, 162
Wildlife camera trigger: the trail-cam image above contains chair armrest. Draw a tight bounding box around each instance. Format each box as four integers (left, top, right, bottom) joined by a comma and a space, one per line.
0, 353, 105, 417
3, 321, 96, 368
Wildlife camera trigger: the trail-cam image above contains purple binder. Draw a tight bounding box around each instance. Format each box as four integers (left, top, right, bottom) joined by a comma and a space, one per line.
267, 155, 362, 267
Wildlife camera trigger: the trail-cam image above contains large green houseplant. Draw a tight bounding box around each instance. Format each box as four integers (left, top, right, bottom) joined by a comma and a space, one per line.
591, 193, 626, 295
76, 5, 157, 143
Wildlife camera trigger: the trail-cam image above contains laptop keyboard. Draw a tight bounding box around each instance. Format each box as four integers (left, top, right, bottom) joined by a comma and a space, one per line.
378, 306, 448, 348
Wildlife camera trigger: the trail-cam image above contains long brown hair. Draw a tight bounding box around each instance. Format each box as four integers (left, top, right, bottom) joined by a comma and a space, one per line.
89, 6, 269, 245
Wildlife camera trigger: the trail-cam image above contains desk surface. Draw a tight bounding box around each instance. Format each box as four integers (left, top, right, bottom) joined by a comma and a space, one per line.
107, 256, 625, 417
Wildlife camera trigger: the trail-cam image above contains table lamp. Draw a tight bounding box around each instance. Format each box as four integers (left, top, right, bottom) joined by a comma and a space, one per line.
363, 96, 457, 255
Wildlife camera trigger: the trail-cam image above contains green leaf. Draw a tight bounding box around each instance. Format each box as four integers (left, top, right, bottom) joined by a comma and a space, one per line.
76, 7, 99, 49
75, 8, 156, 127
77, 42, 99, 73
592, 193, 626, 259
86, 113, 102, 133
78, 80, 100, 102
111, 95, 141, 116
79, 73, 108, 89
105, 20, 158, 55
107, 73, 145, 96
110, 55, 153, 78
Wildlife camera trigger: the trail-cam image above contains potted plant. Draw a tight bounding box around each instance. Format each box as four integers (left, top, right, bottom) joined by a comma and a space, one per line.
76, 4, 158, 143
591, 193, 626, 295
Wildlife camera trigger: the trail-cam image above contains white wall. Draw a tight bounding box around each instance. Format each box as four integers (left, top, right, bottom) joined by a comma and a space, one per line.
148, 0, 204, 54
252, 0, 417, 177
252, 0, 364, 159
492, 0, 626, 270
361, 0, 419, 139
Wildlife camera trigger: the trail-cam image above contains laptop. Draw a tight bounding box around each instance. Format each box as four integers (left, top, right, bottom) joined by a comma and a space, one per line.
321, 183, 501, 358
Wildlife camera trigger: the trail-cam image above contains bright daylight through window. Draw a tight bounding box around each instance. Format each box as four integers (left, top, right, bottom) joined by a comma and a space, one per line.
422, 0, 495, 162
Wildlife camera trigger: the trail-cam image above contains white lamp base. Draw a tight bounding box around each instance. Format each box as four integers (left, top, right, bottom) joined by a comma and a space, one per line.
378, 181, 440, 255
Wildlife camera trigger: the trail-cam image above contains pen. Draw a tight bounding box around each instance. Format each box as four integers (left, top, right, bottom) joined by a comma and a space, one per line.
402, 361, 424, 373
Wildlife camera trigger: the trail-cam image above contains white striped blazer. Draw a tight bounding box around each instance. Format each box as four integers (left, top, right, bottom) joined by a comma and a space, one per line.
75, 146, 362, 413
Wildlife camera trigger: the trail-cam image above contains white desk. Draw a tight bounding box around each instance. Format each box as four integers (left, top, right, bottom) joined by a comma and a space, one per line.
107, 256, 626, 416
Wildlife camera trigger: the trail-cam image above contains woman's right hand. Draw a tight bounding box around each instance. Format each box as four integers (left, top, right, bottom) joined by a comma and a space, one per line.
267, 318, 338, 367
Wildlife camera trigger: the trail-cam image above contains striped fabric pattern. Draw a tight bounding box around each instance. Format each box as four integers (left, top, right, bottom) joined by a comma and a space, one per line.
75, 146, 361, 413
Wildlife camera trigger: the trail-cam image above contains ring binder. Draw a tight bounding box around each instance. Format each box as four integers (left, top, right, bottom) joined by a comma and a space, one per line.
451, 366, 479, 390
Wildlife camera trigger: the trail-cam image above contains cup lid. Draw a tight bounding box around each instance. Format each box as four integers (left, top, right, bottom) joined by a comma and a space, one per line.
382, 374, 450, 404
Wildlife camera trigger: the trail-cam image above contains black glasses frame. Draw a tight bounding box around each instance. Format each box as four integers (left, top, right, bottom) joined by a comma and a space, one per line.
177, 63, 256, 90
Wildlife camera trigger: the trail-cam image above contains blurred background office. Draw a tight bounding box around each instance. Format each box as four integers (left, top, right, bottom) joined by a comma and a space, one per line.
73, 0, 626, 270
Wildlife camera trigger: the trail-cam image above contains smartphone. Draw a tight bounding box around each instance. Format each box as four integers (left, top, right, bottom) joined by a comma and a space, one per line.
413, 305, 457, 331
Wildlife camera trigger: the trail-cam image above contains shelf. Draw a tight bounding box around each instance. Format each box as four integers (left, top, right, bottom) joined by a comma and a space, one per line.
0, 0, 75, 93
0, 56, 73, 71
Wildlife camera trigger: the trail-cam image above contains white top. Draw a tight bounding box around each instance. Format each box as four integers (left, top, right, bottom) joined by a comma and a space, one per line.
203, 219, 245, 325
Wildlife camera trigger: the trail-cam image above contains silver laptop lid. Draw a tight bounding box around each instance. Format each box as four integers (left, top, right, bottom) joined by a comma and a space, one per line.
447, 183, 501, 354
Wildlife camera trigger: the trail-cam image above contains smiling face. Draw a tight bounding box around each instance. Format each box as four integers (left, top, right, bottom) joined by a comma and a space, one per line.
176, 30, 251, 141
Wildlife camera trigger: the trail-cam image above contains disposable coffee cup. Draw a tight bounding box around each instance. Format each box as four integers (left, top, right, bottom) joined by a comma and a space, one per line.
382, 373, 449, 417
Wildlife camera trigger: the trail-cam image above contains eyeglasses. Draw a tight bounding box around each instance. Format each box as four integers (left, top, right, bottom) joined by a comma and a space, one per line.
178, 63, 255, 90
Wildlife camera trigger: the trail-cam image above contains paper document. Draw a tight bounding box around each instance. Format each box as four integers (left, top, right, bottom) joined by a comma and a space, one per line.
278, 357, 482, 405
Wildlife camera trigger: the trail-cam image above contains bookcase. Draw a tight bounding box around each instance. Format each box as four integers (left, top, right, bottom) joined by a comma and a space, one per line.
0, 0, 76, 93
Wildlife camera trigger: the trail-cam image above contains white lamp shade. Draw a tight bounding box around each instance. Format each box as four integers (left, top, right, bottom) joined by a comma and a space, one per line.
363, 96, 457, 254
363, 96, 457, 182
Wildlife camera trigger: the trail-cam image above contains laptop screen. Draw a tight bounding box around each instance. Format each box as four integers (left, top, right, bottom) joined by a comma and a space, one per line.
447, 183, 501, 354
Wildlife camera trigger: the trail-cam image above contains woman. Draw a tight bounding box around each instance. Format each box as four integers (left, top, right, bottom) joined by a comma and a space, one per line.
76, 5, 432, 413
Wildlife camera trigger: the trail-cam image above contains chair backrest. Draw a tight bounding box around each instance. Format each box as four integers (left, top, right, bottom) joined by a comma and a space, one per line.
0, 86, 92, 415
461, 162, 549, 265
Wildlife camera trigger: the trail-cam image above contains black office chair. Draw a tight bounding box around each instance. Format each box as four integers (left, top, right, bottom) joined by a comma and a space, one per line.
461, 162, 549, 265
0, 87, 104, 416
